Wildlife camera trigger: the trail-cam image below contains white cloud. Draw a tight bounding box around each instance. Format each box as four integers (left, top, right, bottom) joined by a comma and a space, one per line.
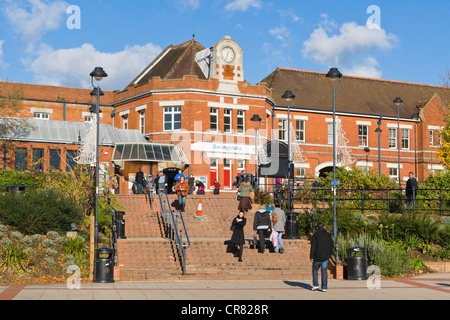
2, 0, 68, 48
302, 16, 399, 78
269, 27, 291, 47
172, 0, 201, 11
28, 43, 162, 91
225, 0, 262, 12
346, 57, 382, 79
0, 40, 5, 69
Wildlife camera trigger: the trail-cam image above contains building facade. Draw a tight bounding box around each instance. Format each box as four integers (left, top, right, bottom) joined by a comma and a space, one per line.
1, 36, 449, 193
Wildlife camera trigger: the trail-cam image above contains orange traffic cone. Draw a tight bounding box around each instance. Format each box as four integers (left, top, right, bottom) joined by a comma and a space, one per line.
194, 198, 204, 218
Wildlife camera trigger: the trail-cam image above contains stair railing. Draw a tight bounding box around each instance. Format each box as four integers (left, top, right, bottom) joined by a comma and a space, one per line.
157, 188, 190, 275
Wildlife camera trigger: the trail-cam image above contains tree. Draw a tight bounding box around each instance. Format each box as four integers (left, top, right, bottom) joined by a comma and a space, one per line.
0, 84, 34, 140
437, 68, 450, 169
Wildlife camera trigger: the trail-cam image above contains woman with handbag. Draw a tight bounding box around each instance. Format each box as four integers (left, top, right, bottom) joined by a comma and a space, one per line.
175, 176, 189, 212
230, 211, 246, 262
237, 178, 253, 212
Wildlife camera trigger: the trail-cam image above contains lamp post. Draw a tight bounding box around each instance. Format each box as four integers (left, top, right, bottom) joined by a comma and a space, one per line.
393, 97, 403, 189
326, 67, 342, 264
411, 112, 421, 179
281, 90, 295, 212
375, 116, 382, 177
89, 67, 107, 250
250, 114, 262, 183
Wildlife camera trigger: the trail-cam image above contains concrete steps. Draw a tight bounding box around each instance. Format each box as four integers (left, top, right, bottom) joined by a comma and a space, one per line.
114, 193, 319, 280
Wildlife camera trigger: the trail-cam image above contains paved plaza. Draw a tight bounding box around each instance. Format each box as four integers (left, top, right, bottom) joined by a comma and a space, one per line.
1, 273, 448, 301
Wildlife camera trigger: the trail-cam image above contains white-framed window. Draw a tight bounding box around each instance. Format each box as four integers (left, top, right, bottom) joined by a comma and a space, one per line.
389, 128, 397, 149
224, 109, 232, 133
84, 115, 93, 122
429, 129, 441, 147
296, 167, 306, 178
210, 108, 218, 131
402, 128, 410, 150
237, 159, 245, 170
34, 112, 49, 120
122, 115, 128, 130
279, 119, 287, 141
327, 122, 334, 145
358, 125, 368, 147
237, 110, 245, 134
164, 106, 181, 131
139, 110, 145, 134
296, 120, 305, 143
389, 167, 398, 179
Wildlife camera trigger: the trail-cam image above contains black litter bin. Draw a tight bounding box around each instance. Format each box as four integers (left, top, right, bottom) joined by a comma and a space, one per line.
94, 248, 115, 283
115, 210, 126, 239
347, 247, 368, 280
284, 212, 299, 239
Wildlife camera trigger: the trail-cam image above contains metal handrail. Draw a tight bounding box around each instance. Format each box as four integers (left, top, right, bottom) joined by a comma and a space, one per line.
157, 188, 190, 274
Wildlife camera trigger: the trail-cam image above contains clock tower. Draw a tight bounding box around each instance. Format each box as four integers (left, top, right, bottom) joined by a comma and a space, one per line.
210, 36, 244, 93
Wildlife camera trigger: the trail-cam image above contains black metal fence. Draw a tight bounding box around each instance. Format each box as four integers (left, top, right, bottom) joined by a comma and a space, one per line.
265, 184, 450, 215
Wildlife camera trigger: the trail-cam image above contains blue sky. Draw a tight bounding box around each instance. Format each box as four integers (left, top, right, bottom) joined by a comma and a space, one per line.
0, 0, 448, 91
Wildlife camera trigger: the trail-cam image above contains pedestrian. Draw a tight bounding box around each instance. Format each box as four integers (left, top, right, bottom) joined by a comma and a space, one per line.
310, 223, 333, 292
213, 179, 220, 195
135, 168, 145, 194
174, 176, 189, 212
272, 202, 286, 254
188, 174, 195, 194
158, 171, 166, 195
238, 178, 253, 212
230, 211, 246, 262
405, 171, 419, 211
195, 180, 205, 194
174, 169, 185, 184
253, 208, 271, 253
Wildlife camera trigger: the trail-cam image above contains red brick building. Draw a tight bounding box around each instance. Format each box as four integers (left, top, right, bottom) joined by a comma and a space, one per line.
110, 36, 272, 192
261, 68, 450, 183
1, 36, 449, 193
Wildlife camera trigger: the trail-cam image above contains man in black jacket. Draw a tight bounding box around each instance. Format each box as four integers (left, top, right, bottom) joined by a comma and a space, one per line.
135, 168, 145, 194
405, 172, 419, 211
310, 223, 333, 292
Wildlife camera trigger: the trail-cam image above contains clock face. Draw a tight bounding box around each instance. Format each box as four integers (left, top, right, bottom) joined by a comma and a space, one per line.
221, 47, 235, 63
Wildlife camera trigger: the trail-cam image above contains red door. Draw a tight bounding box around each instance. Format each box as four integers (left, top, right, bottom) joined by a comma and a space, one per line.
210, 168, 217, 189
224, 158, 232, 189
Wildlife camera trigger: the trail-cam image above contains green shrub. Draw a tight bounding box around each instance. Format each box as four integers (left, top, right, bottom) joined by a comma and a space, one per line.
64, 236, 89, 272
0, 189, 83, 235
0, 242, 30, 272
338, 233, 409, 277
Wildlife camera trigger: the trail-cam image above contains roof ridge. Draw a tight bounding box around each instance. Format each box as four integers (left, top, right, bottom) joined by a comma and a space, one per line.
276, 67, 449, 89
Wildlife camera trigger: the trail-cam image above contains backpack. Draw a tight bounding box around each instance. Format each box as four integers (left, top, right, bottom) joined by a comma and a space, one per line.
272, 211, 278, 225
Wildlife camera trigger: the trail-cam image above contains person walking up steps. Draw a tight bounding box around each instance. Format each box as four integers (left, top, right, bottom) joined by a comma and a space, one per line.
253, 208, 271, 254
238, 178, 253, 212
272, 202, 286, 254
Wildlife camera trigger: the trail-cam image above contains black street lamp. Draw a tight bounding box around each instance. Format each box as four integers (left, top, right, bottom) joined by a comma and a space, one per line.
375, 116, 382, 177
393, 97, 403, 189
250, 114, 262, 182
326, 67, 342, 264
282, 90, 295, 212
89, 67, 107, 252
411, 112, 421, 179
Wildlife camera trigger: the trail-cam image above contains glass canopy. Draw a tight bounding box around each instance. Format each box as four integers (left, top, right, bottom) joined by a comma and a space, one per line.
112, 143, 189, 164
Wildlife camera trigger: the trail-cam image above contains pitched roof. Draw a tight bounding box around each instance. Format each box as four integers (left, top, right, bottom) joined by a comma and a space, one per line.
128, 39, 207, 88
259, 68, 450, 119
1, 118, 146, 146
